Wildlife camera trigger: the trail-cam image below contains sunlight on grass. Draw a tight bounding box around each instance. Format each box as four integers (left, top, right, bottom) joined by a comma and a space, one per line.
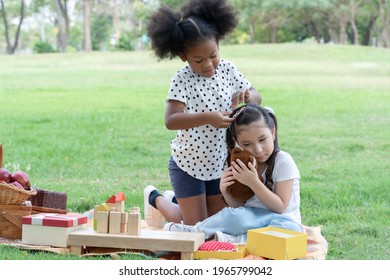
0, 43, 389, 259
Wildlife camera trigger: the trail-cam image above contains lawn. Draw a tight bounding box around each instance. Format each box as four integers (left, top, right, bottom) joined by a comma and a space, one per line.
0, 43, 389, 260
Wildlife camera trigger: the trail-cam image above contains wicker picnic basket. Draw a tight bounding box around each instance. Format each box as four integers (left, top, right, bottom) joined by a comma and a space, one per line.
0, 182, 37, 205
0, 203, 32, 239
28, 187, 67, 211
0, 143, 37, 205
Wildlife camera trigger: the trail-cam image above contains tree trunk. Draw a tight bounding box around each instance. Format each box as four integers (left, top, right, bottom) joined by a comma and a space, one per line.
310, 21, 320, 43
84, 0, 92, 51
249, 18, 255, 44
113, 0, 121, 46
378, 0, 390, 48
0, 0, 25, 54
271, 24, 278, 43
362, 15, 378, 46
350, 0, 359, 45
54, 0, 69, 52
339, 15, 348, 44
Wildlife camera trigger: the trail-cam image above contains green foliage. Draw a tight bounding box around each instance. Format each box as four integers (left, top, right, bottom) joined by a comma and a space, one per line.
91, 13, 113, 51
159, 0, 183, 9
117, 32, 135, 51
32, 41, 56, 53
68, 26, 83, 51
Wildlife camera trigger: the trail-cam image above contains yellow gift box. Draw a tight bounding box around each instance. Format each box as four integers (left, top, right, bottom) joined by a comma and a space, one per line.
193, 244, 246, 260
247, 226, 307, 260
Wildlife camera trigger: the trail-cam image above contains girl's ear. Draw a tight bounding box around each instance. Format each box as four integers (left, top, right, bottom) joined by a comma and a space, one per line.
178, 52, 187, 62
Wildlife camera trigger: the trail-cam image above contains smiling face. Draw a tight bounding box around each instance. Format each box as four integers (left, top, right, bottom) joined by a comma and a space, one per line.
179, 38, 220, 78
236, 120, 276, 164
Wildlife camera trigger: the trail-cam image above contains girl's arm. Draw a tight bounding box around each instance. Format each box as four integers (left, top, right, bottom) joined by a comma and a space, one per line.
165, 99, 234, 130
231, 160, 292, 213
219, 167, 245, 208
250, 178, 293, 214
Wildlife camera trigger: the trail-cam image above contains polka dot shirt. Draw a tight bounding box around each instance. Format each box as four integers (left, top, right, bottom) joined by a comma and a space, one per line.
167, 59, 251, 180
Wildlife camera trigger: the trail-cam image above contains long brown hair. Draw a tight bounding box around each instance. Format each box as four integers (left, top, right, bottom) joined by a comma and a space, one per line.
226, 103, 280, 191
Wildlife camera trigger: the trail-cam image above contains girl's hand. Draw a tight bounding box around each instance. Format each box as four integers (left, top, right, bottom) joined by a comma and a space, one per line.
220, 167, 244, 208
231, 159, 260, 189
207, 111, 234, 128
231, 90, 250, 108
220, 166, 235, 193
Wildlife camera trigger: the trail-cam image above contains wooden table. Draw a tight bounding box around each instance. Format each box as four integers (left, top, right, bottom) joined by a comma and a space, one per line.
68, 227, 205, 260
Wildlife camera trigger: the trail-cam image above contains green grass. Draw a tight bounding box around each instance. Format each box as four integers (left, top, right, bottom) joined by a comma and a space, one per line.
0, 43, 389, 260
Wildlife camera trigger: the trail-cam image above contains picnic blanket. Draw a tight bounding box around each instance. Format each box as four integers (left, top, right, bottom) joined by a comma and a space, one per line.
2, 217, 328, 260
151, 224, 328, 260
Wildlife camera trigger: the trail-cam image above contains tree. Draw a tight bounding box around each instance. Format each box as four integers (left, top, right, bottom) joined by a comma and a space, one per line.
0, 0, 25, 54
84, 0, 92, 51
261, 0, 292, 43
377, 0, 390, 47
231, 0, 264, 44
54, 0, 69, 52
358, 0, 379, 45
349, 0, 359, 45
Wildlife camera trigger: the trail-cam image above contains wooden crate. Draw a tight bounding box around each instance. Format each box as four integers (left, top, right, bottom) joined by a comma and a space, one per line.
0, 204, 32, 239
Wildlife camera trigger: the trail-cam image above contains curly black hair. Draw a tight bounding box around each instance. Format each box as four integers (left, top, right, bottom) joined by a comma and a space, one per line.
147, 0, 238, 60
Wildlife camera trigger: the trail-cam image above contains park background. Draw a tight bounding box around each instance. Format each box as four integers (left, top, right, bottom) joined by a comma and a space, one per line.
0, 0, 389, 260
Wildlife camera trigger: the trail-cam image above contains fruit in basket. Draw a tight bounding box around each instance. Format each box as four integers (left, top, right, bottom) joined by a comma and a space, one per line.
0, 168, 12, 183
11, 171, 31, 190
10, 181, 25, 190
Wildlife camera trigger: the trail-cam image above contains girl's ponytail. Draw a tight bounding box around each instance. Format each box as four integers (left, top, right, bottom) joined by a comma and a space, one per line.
147, 5, 184, 60
264, 109, 280, 191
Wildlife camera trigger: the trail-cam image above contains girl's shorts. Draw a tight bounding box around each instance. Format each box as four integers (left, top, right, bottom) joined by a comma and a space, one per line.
168, 156, 221, 198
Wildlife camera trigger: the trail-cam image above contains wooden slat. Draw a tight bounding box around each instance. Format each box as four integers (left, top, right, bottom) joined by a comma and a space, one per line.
0, 208, 22, 229
69, 227, 205, 259
31, 205, 67, 214
0, 205, 31, 211
0, 204, 31, 239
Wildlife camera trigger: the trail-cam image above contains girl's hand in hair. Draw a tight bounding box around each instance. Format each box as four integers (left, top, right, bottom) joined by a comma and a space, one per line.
207, 111, 234, 128
231, 90, 249, 108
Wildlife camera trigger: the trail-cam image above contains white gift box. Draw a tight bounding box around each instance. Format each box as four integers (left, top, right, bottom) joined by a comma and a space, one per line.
22, 213, 87, 247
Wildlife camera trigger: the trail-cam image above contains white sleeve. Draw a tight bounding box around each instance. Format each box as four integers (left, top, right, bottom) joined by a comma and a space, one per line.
273, 151, 300, 183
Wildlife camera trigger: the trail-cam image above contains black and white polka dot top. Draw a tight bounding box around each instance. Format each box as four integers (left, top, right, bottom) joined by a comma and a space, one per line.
166, 59, 251, 180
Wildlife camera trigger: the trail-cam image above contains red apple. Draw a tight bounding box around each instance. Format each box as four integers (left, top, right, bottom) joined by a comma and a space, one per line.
11, 171, 31, 190
0, 168, 12, 183
10, 181, 25, 190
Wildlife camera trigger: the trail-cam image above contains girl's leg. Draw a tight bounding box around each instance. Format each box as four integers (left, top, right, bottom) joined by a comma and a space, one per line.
196, 207, 268, 239
153, 193, 212, 225
154, 195, 182, 223
205, 178, 226, 217
144, 185, 180, 228
268, 216, 305, 232
216, 211, 304, 243
155, 193, 221, 226
167, 156, 211, 225
206, 193, 226, 216
197, 207, 302, 239
177, 194, 208, 225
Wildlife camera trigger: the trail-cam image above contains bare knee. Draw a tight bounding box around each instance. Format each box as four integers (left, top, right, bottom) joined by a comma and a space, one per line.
177, 194, 208, 225
206, 194, 226, 217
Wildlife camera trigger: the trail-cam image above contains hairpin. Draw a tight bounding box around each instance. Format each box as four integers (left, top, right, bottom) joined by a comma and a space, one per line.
231, 105, 246, 119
